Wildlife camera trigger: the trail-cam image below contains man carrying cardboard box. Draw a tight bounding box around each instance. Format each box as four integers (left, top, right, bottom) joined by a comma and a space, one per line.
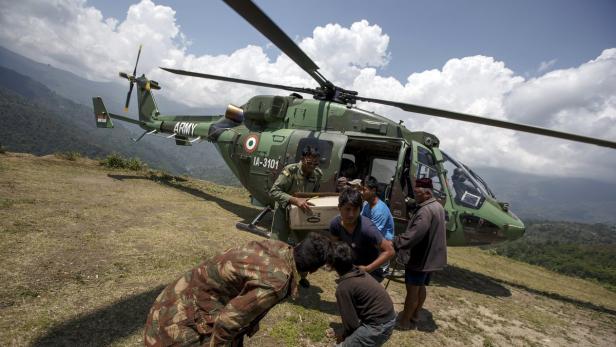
269, 145, 322, 287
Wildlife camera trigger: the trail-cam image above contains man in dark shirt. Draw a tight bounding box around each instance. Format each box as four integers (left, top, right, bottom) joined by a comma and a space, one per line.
331, 241, 396, 346
329, 188, 395, 282
393, 178, 447, 330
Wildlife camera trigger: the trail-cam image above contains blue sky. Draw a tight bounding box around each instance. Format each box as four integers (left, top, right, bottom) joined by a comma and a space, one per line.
0, 0, 614, 182
88, 0, 616, 80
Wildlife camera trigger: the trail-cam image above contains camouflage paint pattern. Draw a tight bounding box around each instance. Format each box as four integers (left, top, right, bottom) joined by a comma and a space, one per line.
144, 240, 300, 347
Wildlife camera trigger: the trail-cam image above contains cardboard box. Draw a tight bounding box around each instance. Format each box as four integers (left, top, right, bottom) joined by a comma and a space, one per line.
288, 196, 339, 230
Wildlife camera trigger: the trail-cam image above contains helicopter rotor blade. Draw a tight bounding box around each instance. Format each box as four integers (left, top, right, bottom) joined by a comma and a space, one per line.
356, 95, 616, 149
132, 44, 142, 78
123, 45, 142, 112
160, 67, 318, 96
123, 82, 134, 112
222, 0, 330, 89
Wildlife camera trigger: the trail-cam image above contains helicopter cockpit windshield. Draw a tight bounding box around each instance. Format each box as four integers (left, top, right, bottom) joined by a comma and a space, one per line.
441, 152, 488, 209
464, 165, 496, 199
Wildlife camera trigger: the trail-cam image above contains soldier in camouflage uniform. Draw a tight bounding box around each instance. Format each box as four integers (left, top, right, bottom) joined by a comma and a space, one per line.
144, 233, 333, 347
269, 146, 323, 244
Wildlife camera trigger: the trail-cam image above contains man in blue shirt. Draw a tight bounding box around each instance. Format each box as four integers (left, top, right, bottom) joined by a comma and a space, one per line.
361, 176, 395, 241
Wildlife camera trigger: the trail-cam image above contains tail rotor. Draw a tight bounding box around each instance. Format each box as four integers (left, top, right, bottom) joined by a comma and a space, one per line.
120, 44, 143, 112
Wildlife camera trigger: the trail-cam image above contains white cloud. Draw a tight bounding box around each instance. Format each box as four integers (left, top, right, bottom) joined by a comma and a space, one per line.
0, 0, 614, 182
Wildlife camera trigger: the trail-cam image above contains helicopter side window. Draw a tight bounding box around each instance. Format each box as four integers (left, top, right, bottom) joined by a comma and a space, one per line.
339, 154, 358, 179
416, 147, 445, 200
371, 158, 396, 184
370, 158, 396, 201
295, 138, 334, 170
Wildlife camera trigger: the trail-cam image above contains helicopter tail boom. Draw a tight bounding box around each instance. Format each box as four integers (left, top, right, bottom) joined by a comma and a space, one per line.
93, 97, 146, 128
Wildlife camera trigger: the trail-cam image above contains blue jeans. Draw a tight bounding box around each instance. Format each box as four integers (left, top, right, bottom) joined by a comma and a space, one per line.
338, 316, 396, 347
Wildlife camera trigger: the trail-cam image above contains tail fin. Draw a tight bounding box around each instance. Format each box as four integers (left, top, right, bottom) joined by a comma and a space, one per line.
93, 97, 114, 128
136, 77, 161, 124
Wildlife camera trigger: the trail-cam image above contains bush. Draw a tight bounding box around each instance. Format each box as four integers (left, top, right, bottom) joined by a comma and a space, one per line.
0, 144, 5, 154
55, 151, 82, 161
100, 153, 146, 171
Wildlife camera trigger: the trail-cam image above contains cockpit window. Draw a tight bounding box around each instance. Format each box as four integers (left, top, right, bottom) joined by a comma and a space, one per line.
464, 165, 496, 198
441, 152, 485, 209
416, 146, 445, 200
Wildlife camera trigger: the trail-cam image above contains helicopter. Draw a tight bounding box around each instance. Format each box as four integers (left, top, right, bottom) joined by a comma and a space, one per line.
92, 0, 615, 246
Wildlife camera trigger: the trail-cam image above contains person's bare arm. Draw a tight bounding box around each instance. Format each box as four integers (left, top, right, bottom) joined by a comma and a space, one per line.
359, 240, 395, 273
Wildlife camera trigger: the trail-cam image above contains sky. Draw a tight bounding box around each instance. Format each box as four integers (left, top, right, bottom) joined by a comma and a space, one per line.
0, 0, 615, 182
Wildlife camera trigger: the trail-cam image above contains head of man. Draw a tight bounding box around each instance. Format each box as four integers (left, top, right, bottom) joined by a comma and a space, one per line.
340, 158, 357, 179
361, 176, 379, 203
293, 232, 333, 273
452, 168, 466, 182
338, 188, 363, 225
300, 146, 320, 175
413, 178, 434, 204
331, 242, 354, 276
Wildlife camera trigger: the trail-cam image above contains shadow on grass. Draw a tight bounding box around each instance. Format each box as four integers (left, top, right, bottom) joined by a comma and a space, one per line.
32, 285, 164, 347
433, 265, 512, 297
498, 279, 616, 316
385, 265, 512, 298
386, 265, 616, 316
415, 309, 438, 332
108, 174, 261, 224
291, 284, 339, 316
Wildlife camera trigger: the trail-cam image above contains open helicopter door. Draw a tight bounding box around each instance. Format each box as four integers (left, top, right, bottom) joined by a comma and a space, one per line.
412, 141, 460, 241
388, 140, 412, 234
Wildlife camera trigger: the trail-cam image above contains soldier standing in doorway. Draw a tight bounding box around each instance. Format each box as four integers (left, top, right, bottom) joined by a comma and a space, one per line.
269, 145, 323, 286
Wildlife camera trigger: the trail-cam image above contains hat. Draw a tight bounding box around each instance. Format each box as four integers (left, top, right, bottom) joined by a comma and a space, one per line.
415, 178, 433, 189
347, 179, 362, 188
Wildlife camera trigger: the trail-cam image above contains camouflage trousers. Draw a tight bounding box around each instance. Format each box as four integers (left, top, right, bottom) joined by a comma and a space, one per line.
144, 275, 244, 347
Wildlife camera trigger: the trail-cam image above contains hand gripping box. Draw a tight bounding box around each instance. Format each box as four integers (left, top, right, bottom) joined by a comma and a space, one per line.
288, 195, 340, 230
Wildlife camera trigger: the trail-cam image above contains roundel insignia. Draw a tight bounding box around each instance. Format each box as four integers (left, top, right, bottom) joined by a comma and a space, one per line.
244, 134, 259, 154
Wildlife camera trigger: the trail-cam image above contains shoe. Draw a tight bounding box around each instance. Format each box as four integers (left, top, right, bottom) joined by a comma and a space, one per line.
299, 278, 311, 288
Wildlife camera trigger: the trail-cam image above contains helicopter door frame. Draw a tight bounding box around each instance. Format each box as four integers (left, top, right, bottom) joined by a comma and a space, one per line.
389, 140, 410, 220
431, 147, 459, 233
412, 142, 458, 234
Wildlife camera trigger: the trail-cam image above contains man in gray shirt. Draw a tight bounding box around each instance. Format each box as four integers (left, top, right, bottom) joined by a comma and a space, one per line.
393, 178, 447, 330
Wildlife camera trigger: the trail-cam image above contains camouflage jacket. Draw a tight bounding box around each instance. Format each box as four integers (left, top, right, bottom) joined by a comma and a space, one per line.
144, 240, 300, 347
269, 162, 323, 209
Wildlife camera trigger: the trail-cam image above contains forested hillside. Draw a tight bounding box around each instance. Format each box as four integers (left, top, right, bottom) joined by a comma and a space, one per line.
491, 221, 616, 290
0, 66, 237, 184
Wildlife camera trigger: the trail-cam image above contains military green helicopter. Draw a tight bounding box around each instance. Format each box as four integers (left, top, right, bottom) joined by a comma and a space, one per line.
93, 0, 615, 246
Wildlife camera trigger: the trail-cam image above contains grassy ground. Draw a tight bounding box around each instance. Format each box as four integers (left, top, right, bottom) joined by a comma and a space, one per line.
1, 152, 615, 346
